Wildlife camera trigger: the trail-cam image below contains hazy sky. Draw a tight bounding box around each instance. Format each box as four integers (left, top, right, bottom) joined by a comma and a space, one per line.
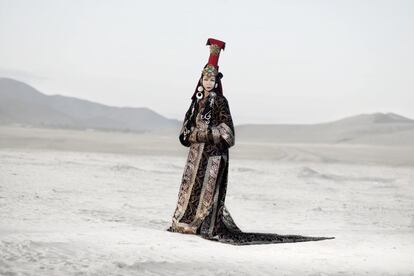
1, 0, 413, 124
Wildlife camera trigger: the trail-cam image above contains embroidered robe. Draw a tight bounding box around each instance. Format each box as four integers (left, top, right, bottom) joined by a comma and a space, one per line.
167, 94, 334, 245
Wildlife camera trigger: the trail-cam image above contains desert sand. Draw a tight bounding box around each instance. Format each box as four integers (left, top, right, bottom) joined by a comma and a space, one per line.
0, 125, 413, 275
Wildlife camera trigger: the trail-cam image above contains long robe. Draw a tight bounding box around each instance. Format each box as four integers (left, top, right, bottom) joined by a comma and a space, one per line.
167, 93, 335, 245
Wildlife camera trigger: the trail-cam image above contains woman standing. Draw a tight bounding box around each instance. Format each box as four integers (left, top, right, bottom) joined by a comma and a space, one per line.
167, 38, 334, 245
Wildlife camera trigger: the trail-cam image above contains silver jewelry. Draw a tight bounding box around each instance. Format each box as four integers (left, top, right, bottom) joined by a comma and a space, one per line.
201, 110, 211, 124
209, 92, 216, 107
197, 86, 204, 92
196, 91, 203, 100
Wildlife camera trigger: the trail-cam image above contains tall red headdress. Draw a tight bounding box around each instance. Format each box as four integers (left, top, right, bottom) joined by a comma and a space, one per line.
202, 38, 226, 77
191, 38, 226, 100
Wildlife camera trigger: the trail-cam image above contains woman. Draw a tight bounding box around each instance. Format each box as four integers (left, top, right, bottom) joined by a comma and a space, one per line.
166, 38, 335, 245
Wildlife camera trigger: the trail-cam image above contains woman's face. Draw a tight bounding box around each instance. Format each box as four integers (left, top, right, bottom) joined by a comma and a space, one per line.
202, 75, 216, 92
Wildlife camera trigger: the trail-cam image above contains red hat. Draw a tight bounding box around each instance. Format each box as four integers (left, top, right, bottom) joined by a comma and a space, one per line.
202, 38, 226, 77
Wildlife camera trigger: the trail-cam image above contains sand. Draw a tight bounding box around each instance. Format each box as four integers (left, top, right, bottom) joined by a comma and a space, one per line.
0, 126, 413, 275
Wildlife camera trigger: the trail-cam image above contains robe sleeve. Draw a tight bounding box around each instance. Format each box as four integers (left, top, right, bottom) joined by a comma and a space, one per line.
212, 96, 235, 148
189, 96, 235, 148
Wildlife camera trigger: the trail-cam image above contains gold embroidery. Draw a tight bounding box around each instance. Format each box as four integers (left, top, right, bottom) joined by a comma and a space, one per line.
211, 126, 221, 144
202, 64, 218, 77
172, 142, 205, 224
208, 161, 223, 236
210, 44, 221, 56
189, 155, 222, 229
217, 122, 235, 147
188, 128, 197, 143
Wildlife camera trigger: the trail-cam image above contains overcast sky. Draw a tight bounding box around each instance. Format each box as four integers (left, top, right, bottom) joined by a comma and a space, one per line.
0, 0, 413, 124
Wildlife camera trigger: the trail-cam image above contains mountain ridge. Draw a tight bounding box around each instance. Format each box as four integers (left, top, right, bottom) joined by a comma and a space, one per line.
0, 77, 180, 133
1, 77, 413, 145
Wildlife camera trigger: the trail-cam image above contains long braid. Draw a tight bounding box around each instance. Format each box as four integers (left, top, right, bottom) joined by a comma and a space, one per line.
179, 97, 200, 147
